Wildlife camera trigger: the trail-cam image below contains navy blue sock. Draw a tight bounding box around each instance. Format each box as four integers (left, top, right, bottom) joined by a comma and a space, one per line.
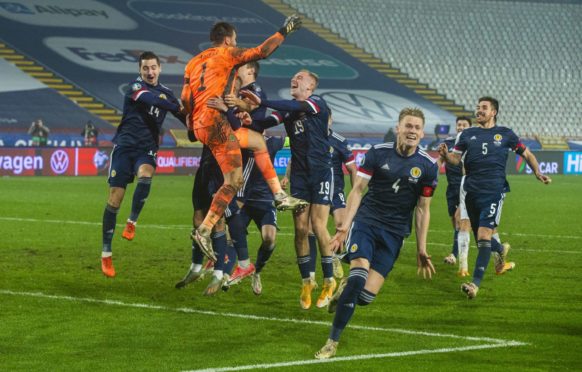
357, 288, 376, 306
223, 242, 237, 275
211, 231, 227, 272
473, 240, 492, 287
308, 234, 317, 274
330, 267, 368, 341
321, 256, 333, 279
255, 242, 275, 273
129, 177, 151, 222
192, 239, 204, 265
452, 229, 459, 257
228, 213, 249, 261
102, 204, 119, 253
297, 255, 311, 279
490, 236, 503, 255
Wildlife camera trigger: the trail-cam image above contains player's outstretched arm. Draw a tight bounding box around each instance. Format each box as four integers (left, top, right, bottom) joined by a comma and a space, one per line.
415, 196, 436, 279
438, 143, 461, 166
240, 90, 314, 113
521, 148, 552, 184
229, 15, 301, 65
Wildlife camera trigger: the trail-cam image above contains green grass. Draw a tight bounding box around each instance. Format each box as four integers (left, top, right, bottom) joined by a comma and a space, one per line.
1, 175, 581, 371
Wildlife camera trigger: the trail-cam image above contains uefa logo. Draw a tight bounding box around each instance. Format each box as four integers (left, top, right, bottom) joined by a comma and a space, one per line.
50, 150, 69, 174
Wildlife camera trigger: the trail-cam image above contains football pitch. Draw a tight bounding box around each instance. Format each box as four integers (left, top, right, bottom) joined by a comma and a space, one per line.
1, 174, 581, 371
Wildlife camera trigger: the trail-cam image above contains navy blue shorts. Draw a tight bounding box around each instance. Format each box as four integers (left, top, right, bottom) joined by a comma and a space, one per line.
192, 163, 213, 211
108, 145, 157, 188
445, 186, 460, 217
331, 190, 347, 212
345, 220, 404, 278
465, 191, 506, 234
240, 203, 277, 230
290, 168, 332, 205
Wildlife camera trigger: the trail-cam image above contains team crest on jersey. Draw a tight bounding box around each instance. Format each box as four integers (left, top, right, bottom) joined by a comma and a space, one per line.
408, 167, 422, 183
349, 244, 358, 253
494, 134, 503, 146
111, 170, 116, 178
131, 83, 142, 92
159, 93, 167, 100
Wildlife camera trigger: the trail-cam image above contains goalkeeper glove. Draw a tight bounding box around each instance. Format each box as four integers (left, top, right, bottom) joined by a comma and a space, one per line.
279, 14, 302, 37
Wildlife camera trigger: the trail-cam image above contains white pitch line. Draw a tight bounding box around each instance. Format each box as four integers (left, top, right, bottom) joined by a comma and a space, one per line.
2, 216, 581, 240
0, 289, 522, 346
402, 241, 581, 254
182, 342, 526, 372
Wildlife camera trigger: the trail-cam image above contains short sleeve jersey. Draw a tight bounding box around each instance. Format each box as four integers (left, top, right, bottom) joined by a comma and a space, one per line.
453, 126, 524, 194
355, 143, 439, 237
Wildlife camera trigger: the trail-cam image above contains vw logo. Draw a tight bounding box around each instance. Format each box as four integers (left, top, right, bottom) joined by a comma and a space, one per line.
50, 150, 69, 174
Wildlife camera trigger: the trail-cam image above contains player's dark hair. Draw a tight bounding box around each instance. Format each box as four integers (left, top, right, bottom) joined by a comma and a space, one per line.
210, 22, 236, 44
456, 116, 472, 125
478, 96, 499, 121
247, 61, 260, 79
138, 51, 160, 67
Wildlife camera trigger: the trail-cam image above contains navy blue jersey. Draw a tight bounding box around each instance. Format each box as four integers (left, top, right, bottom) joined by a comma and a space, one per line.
443, 136, 463, 189
273, 95, 331, 173
453, 126, 524, 195
113, 77, 180, 150
238, 136, 285, 209
355, 143, 438, 237
329, 130, 355, 192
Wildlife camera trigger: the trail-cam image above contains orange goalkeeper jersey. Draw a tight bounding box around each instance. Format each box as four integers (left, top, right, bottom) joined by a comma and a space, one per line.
182, 32, 284, 131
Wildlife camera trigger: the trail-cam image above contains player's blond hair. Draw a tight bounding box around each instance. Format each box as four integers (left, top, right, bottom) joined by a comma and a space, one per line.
398, 107, 425, 125
298, 69, 319, 90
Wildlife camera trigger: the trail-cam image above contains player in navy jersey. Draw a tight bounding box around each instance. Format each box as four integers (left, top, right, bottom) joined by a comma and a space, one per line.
307, 111, 357, 281
232, 135, 285, 294
100, 51, 184, 278
439, 96, 551, 299
242, 69, 337, 309
440, 116, 471, 274
315, 108, 437, 359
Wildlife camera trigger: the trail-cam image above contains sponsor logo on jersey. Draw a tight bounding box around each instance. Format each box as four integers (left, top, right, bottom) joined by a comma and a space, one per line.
470, 136, 477, 140
349, 244, 358, 253
0, 0, 137, 29
43, 37, 190, 74
381, 163, 390, 171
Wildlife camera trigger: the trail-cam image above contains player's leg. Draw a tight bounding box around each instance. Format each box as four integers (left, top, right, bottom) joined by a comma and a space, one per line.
227, 206, 255, 286
176, 209, 207, 288
237, 128, 307, 211
311, 203, 335, 308
443, 191, 459, 265
316, 221, 374, 359
101, 186, 125, 277
294, 204, 316, 309
308, 220, 318, 281
457, 182, 471, 276
122, 162, 155, 241
193, 127, 243, 261
204, 218, 229, 296
101, 146, 132, 277
253, 213, 277, 295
